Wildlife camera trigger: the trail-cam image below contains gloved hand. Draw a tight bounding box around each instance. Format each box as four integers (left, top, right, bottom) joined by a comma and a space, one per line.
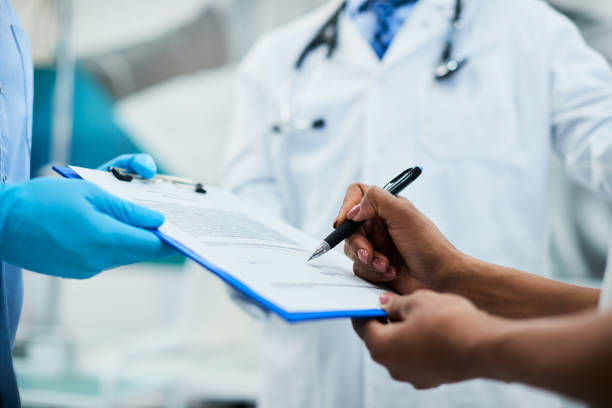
0, 178, 176, 278
97, 153, 158, 179
0, 153, 175, 278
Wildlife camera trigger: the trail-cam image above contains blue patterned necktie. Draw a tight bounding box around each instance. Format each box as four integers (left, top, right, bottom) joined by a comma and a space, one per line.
358, 0, 418, 58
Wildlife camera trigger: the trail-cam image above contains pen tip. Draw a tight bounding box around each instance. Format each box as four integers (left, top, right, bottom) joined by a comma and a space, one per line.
307, 245, 326, 262
417, 166, 423, 172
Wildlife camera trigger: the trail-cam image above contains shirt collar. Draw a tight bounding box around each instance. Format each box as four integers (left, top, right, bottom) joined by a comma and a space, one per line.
346, 0, 419, 15
346, 0, 368, 16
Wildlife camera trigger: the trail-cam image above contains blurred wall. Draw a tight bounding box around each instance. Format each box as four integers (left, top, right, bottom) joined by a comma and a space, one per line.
549, 0, 612, 61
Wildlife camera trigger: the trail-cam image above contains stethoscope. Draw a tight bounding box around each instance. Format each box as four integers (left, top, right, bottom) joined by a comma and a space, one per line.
271, 0, 466, 134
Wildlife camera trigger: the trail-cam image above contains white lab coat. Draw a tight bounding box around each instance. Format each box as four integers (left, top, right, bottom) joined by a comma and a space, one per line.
224, 0, 612, 406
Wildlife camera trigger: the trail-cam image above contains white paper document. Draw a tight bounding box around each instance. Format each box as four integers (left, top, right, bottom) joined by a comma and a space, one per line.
69, 166, 387, 321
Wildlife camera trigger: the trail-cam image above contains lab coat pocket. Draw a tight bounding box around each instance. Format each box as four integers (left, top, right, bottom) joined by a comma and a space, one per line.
10, 24, 33, 151
268, 114, 330, 164
286, 120, 329, 153
416, 57, 518, 162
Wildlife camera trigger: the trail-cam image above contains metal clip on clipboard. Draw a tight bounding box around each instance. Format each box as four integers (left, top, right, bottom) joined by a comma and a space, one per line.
108, 167, 207, 194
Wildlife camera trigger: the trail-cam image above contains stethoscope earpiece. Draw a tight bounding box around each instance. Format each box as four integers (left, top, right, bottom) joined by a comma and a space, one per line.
434, 0, 465, 81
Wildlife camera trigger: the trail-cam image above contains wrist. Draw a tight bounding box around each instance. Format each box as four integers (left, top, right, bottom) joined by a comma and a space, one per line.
467, 313, 516, 381
433, 249, 471, 294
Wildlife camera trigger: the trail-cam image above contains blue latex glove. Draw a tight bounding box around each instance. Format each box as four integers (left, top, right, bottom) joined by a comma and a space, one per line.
0, 178, 176, 278
97, 153, 158, 179
0, 153, 175, 278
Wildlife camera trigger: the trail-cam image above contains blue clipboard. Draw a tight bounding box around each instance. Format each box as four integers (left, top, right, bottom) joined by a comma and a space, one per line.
53, 166, 387, 322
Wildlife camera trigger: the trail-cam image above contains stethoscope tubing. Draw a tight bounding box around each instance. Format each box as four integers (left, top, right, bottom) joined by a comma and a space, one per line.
272, 0, 466, 134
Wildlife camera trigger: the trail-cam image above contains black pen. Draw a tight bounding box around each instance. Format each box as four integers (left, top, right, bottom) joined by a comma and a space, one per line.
307, 167, 422, 262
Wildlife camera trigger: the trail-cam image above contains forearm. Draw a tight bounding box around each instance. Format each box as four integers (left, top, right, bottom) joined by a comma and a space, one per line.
476, 310, 612, 405
442, 254, 599, 318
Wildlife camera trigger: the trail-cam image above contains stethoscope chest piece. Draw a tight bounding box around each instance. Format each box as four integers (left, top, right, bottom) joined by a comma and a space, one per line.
433, 0, 466, 80
435, 58, 467, 80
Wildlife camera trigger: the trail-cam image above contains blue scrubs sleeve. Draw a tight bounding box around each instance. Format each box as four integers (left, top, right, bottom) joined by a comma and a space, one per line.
0, 0, 33, 406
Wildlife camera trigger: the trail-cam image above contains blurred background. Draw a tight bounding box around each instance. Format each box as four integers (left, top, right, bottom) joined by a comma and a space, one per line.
10, 0, 612, 407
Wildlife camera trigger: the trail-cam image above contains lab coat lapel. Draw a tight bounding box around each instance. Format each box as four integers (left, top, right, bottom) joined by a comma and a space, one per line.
382, 0, 456, 68
332, 8, 381, 74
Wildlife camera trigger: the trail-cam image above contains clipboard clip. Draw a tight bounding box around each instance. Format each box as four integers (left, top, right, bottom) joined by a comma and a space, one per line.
108, 167, 207, 194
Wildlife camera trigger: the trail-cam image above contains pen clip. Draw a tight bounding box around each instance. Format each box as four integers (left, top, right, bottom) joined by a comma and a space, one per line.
383, 167, 413, 191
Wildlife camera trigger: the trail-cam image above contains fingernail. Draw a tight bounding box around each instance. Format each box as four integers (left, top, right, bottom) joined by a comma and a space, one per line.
357, 249, 369, 264
383, 268, 397, 279
380, 293, 392, 305
333, 216, 339, 229
347, 204, 361, 220
372, 258, 388, 273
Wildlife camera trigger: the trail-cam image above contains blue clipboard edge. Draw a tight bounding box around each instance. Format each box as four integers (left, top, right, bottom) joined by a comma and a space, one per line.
52, 166, 387, 323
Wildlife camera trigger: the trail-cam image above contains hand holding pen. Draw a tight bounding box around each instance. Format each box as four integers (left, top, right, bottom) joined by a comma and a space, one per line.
330, 175, 456, 297
308, 167, 422, 261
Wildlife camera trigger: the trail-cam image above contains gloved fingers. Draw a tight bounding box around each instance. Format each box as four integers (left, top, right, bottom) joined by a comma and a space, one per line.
103, 217, 177, 263
30, 260, 102, 280
126, 154, 157, 179
97, 153, 157, 179
52, 216, 174, 277
97, 154, 132, 172
89, 186, 165, 229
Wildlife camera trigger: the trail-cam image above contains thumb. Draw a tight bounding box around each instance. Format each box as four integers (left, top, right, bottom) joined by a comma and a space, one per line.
98, 153, 157, 179
88, 186, 165, 229
127, 153, 157, 180
380, 292, 413, 322
335, 183, 369, 228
